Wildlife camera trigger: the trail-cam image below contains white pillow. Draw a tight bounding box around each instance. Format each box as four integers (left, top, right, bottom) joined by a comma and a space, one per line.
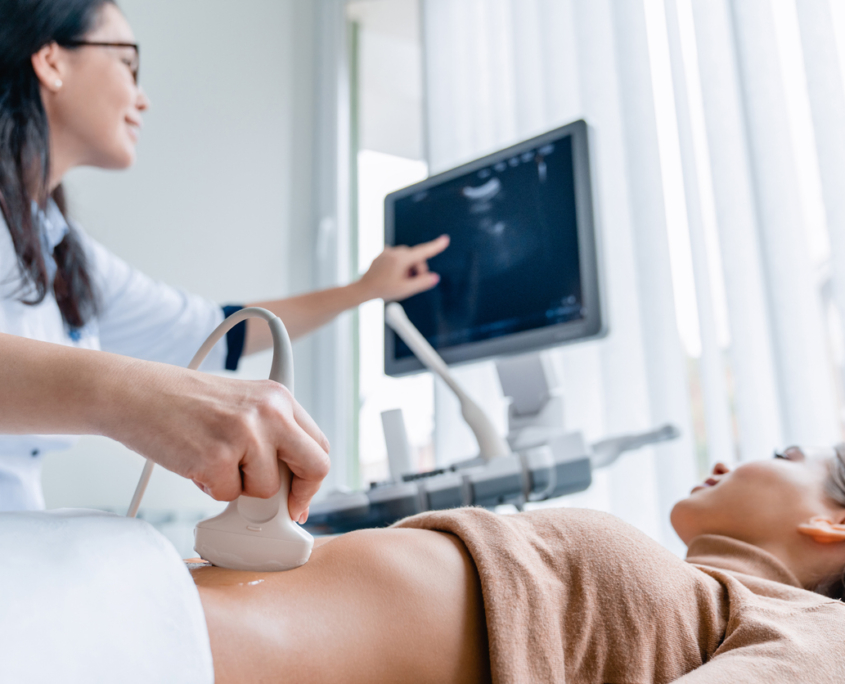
0, 509, 213, 684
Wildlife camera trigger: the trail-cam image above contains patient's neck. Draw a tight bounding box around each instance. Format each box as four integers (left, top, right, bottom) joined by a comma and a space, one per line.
688, 533, 840, 591
753, 539, 842, 592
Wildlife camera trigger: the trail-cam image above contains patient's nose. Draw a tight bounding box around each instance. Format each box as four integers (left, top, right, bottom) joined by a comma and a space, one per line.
712, 462, 731, 475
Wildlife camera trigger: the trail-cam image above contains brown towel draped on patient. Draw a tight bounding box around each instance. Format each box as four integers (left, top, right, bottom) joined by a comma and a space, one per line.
395, 507, 845, 684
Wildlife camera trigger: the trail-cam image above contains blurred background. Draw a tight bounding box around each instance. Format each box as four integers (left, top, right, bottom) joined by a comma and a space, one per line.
43, 0, 845, 557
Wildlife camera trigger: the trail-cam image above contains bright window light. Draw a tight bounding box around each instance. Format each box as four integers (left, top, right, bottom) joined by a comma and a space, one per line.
357, 150, 433, 485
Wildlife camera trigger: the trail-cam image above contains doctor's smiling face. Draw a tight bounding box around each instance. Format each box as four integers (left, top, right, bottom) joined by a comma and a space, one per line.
31, 2, 149, 186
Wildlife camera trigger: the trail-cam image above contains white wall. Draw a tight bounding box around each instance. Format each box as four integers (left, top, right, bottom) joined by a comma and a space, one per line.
41, 0, 319, 535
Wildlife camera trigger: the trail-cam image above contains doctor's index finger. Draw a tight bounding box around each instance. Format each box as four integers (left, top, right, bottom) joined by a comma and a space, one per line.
408, 234, 450, 261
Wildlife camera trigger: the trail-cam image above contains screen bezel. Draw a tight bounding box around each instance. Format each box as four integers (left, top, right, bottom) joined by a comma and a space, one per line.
383, 119, 605, 376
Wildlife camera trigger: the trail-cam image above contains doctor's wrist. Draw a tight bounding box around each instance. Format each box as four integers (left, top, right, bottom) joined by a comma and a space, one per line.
86, 356, 154, 439
345, 278, 378, 306
89, 355, 183, 444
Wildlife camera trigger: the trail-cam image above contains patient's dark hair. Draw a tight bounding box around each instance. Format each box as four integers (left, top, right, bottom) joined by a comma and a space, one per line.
814, 444, 845, 600
0, 0, 109, 329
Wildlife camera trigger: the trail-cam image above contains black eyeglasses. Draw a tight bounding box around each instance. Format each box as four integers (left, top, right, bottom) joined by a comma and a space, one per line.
60, 41, 140, 84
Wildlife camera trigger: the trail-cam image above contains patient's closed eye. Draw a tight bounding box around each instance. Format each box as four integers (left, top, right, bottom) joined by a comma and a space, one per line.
773, 447, 805, 462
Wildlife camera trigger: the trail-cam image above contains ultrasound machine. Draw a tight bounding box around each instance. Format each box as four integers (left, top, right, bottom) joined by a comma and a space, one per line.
304, 120, 679, 534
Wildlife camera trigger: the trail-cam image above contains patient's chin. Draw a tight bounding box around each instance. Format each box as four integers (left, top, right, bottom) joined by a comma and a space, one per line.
670, 499, 699, 546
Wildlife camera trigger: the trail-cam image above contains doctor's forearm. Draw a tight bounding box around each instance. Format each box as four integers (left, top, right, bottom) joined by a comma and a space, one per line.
0, 332, 331, 510
244, 281, 371, 354
242, 236, 451, 355
0, 332, 151, 436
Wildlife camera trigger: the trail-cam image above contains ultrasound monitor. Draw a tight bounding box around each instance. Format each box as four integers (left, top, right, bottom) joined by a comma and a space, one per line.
384, 119, 604, 376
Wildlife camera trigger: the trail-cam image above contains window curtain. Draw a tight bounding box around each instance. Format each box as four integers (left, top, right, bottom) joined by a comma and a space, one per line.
421, 0, 845, 551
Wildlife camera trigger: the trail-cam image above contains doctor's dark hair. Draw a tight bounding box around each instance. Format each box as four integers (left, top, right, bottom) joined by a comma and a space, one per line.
0, 0, 112, 329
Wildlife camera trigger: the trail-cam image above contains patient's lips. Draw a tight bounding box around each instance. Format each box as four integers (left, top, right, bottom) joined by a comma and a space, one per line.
690, 476, 722, 494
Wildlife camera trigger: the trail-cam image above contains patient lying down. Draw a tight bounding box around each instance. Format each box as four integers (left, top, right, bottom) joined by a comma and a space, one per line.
193, 446, 845, 684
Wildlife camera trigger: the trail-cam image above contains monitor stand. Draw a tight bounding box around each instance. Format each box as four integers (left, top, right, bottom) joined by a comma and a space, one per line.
495, 353, 586, 464
496, 352, 682, 470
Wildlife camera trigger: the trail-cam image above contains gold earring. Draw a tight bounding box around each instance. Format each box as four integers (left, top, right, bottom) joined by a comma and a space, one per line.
54, 79, 62, 89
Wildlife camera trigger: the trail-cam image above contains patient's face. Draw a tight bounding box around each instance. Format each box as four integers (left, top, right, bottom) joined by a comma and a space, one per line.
671, 446, 842, 546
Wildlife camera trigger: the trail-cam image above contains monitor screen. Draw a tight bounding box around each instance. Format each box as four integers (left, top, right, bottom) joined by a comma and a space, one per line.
384, 120, 604, 376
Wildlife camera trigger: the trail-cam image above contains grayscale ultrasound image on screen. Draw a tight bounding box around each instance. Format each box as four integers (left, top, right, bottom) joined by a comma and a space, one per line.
392, 134, 583, 360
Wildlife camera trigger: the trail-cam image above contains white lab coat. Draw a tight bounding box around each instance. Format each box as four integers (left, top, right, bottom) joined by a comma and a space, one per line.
0, 201, 230, 510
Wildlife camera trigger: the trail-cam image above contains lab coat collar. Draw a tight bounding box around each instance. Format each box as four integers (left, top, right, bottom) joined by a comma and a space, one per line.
32, 199, 69, 283
34, 199, 70, 253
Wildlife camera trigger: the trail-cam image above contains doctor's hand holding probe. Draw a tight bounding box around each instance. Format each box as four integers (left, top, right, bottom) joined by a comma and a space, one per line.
0, 0, 449, 517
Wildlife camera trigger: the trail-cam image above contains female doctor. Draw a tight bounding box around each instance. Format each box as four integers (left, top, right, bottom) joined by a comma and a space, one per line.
0, 0, 448, 515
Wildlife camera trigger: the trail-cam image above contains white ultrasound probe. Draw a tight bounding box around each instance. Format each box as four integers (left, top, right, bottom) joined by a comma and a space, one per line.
127, 307, 314, 572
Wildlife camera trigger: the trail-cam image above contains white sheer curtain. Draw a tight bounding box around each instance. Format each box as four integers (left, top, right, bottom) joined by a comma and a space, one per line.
420, 0, 845, 550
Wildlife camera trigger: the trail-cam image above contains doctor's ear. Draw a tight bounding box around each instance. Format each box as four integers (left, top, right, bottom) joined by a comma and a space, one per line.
797, 516, 845, 544
31, 43, 66, 93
